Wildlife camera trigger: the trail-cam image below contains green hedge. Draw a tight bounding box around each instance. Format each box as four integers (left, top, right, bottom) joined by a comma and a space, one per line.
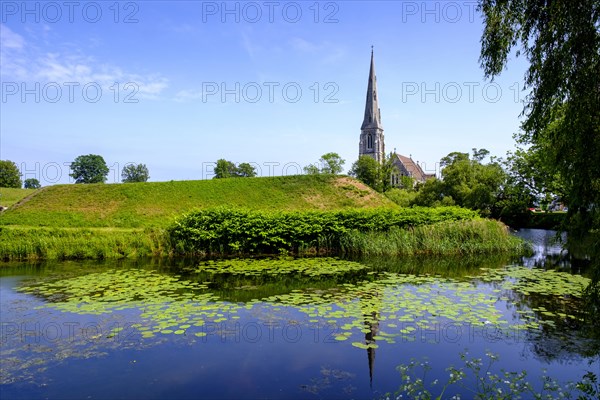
168, 206, 479, 255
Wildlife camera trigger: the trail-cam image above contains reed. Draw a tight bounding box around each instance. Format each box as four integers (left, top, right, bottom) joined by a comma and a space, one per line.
336, 219, 528, 256
0, 226, 169, 261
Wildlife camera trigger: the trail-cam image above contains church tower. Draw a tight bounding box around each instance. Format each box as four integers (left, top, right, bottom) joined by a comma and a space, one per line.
359, 48, 385, 163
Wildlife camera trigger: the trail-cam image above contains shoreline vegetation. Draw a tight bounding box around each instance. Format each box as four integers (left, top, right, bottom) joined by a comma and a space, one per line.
0, 208, 528, 261
0, 176, 528, 261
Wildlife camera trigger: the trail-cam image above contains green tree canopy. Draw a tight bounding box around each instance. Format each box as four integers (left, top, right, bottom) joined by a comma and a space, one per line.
236, 163, 257, 178
303, 164, 320, 175
0, 160, 22, 188
412, 149, 505, 214
214, 159, 256, 179
70, 154, 109, 184
349, 155, 382, 192
412, 178, 454, 207
479, 0, 600, 233
349, 153, 399, 192
319, 152, 345, 175
122, 163, 150, 183
23, 178, 41, 189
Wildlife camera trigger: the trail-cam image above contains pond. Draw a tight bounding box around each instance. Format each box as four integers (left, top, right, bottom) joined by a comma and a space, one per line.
1, 229, 598, 399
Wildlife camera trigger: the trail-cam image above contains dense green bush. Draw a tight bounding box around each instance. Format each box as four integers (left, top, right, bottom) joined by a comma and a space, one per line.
168, 206, 480, 255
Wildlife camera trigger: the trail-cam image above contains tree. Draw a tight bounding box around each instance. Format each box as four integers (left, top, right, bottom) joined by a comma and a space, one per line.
214, 159, 237, 179
213, 159, 256, 178
0, 160, 22, 188
399, 176, 415, 191
236, 163, 257, 178
303, 164, 320, 175
122, 163, 150, 183
24, 178, 41, 189
412, 178, 453, 207
319, 152, 345, 175
479, 0, 600, 234
349, 156, 382, 191
70, 154, 109, 184
440, 148, 506, 214
380, 152, 398, 192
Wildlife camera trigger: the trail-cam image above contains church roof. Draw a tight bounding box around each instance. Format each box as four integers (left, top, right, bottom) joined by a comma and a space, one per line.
361, 49, 383, 131
394, 154, 435, 182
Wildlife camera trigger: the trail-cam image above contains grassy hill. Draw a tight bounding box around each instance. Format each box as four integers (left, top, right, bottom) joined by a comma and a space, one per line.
0, 175, 396, 228
0, 188, 36, 208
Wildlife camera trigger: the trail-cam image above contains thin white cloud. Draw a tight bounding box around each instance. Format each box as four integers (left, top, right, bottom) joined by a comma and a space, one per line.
0, 24, 168, 99
0, 25, 24, 49
289, 37, 345, 64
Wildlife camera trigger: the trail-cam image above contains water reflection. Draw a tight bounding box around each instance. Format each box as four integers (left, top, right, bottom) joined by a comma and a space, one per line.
516, 228, 569, 268
514, 228, 593, 275
1, 231, 599, 399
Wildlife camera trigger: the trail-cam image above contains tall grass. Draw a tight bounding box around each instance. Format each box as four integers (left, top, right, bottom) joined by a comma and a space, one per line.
336, 219, 529, 256
0, 227, 169, 261
0, 220, 527, 261
0, 208, 527, 261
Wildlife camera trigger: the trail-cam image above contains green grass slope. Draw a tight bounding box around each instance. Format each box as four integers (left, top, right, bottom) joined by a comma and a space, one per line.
0, 175, 396, 228
0, 188, 37, 208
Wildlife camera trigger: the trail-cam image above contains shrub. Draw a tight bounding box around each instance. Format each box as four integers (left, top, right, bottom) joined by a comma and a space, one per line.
168, 206, 480, 255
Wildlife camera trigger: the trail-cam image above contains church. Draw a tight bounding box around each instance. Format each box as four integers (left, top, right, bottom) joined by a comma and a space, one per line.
358, 49, 435, 184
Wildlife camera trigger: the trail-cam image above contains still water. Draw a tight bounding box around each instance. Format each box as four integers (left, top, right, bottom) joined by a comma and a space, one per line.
1, 229, 598, 399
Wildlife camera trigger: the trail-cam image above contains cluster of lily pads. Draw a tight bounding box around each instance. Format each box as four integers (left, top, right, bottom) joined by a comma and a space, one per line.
193, 257, 368, 277
478, 265, 590, 297
15, 259, 591, 347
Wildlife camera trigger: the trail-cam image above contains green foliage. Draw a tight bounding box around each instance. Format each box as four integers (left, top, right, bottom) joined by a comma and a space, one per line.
303, 153, 346, 175
399, 175, 415, 190
0, 226, 168, 260
479, 0, 600, 236
121, 163, 150, 183
0, 160, 22, 188
319, 152, 345, 175
23, 178, 41, 189
168, 206, 481, 255
411, 149, 504, 214
412, 178, 453, 207
349, 152, 399, 192
391, 351, 584, 399
349, 155, 382, 191
576, 371, 600, 400
303, 164, 320, 175
340, 219, 527, 256
213, 159, 237, 178
441, 149, 505, 214
70, 154, 109, 184
236, 162, 256, 177
214, 159, 256, 178
194, 257, 367, 277
384, 188, 417, 207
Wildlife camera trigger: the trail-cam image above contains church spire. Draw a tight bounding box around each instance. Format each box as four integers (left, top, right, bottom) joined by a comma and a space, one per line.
358, 48, 385, 164
361, 47, 383, 130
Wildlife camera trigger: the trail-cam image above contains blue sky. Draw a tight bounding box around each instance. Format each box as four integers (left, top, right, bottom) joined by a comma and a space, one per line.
1, 1, 530, 184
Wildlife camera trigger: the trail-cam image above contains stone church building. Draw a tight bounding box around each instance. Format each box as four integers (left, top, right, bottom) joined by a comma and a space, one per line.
359, 50, 434, 184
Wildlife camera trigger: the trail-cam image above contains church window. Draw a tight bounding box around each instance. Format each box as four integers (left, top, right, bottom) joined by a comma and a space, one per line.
367, 134, 373, 149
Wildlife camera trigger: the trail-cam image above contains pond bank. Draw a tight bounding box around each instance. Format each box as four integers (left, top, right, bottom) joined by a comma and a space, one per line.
0, 219, 528, 261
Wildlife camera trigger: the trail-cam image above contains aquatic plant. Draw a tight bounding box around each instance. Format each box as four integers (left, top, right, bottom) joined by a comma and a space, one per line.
15, 259, 591, 343
388, 352, 596, 400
